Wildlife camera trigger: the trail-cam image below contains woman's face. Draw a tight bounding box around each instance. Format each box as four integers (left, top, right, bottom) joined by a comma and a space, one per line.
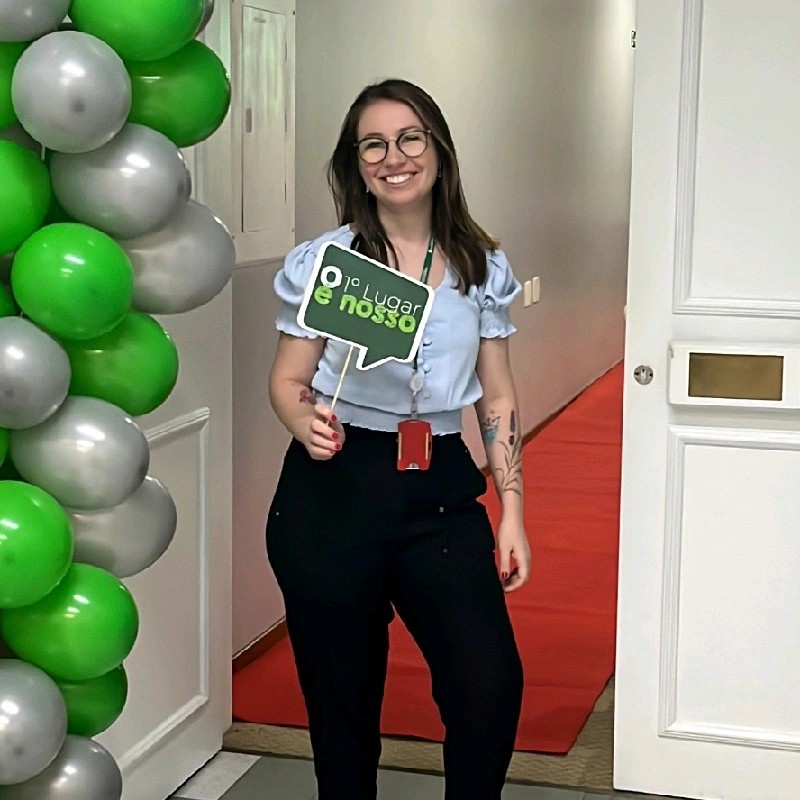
356, 100, 439, 213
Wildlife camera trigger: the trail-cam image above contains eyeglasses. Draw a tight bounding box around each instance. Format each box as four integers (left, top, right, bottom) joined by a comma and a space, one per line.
355, 129, 431, 164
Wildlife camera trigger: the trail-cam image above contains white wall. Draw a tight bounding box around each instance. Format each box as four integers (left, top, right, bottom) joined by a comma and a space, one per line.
232, 261, 287, 653
232, 0, 636, 652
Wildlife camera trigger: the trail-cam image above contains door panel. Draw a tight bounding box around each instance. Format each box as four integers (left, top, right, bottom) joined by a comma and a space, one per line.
616, 1, 800, 798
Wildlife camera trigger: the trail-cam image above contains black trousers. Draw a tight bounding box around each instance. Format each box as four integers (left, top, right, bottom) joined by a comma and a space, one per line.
266, 426, 523, 800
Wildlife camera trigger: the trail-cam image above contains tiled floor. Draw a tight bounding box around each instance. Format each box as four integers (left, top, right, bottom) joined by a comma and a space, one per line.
169, 751, 680, 800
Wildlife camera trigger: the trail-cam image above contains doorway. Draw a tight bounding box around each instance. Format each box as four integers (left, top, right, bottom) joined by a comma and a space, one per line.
227, 0, 635, 794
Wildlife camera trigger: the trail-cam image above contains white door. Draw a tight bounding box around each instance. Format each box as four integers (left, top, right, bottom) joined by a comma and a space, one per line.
94, 10, 234, 800
616, 2, 800, 799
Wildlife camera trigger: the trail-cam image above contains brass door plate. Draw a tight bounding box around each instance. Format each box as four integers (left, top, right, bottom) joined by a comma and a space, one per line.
688, 353, 784, 402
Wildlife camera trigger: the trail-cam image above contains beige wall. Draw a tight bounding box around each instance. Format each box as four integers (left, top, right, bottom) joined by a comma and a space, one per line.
233, 0, 636, 653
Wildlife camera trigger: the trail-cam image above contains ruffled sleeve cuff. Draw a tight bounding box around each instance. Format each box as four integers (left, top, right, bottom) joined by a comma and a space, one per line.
274, 238, 322, 339
478, 250, 522, 338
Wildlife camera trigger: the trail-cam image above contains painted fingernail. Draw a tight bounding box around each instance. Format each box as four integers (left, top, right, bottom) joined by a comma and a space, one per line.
335, 443, 342, 451
331, 414, 338, 422
332, 432, 339, 441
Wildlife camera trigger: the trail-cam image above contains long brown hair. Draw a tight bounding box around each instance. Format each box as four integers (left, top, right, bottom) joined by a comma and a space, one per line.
327, 79, 498, 291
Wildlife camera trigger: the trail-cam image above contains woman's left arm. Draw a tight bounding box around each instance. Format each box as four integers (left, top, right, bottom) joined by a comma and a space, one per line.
474, 337, 531, 593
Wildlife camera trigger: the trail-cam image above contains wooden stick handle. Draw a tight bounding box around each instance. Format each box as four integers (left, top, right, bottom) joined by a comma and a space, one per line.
329, 345, 354, 414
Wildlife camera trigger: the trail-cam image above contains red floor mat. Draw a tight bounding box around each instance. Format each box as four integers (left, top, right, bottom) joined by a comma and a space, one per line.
233, 364, 623, 753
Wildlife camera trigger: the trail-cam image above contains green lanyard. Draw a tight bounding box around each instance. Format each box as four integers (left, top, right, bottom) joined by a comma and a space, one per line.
420, 235, 435, 283
409, 236, 435, 417
413, 236, 435, 373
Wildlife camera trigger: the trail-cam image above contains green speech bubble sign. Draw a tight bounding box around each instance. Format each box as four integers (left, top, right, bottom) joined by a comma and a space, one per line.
297, 242, 435, 370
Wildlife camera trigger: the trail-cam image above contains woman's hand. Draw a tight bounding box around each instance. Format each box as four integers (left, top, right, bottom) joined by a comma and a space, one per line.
497, 517, 531, 593
300, 403, 346, 460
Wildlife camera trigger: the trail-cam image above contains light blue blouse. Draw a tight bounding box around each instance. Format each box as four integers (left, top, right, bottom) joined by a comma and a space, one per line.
274, 225, 521, 435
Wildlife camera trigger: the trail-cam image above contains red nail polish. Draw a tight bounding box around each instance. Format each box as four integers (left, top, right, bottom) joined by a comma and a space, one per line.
331, 414, 338, 422
332, 432, 339, 441
335, 443, 342, 451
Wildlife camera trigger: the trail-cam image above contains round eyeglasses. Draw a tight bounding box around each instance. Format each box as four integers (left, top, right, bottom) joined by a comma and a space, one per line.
355, 129, 431, 164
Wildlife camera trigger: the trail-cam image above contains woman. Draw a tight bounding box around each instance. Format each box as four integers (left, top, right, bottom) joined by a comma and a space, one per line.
267, 78, 530, 800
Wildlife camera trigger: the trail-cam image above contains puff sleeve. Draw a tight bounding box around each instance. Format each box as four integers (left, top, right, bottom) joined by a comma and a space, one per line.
477, 250, 522, 338
274, 238, 320, 339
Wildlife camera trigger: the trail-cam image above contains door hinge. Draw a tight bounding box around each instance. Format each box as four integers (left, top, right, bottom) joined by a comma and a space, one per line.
631, 30, 636, 48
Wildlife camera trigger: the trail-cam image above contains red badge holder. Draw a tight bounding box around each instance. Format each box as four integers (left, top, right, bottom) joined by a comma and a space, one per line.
396, 236, 436, 472
397, 418, 432, 471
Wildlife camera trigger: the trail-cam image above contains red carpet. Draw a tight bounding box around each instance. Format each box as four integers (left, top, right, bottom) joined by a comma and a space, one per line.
233, 364, 623, 753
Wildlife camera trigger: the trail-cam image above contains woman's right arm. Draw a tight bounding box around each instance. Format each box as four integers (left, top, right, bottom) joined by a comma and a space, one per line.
269, 333, 345, 460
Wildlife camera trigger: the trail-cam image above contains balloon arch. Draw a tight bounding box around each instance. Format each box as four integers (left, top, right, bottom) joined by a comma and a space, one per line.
0, 0, 233, 796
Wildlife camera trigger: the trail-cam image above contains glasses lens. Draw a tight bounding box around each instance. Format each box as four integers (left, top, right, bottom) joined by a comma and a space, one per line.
358, 138, 387, 163
398, 130, 428, 158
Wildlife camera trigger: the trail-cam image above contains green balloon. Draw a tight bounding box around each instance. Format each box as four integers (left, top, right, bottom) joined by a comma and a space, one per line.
0, 283, 14, 317
11, 223, 133, 340
0, 428, 9, 466
70, 0, 203, 62
62, 311, 179, 416
0, 141, 52, 254
0, 481, 73, 609
56, 666, 128, 737
127, 40, 231, 148
0, 42, 27, 129
1, 563, 139, 681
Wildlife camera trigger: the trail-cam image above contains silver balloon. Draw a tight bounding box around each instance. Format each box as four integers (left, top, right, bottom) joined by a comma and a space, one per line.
0, 124, 41, 157
0, 660, 67, 786
69, 475, 178, 579
0, 0, 71, 42
0, 735, 122, 799
196, 0, 215, 35
11, 31, 131, 155
10, 396, 150, 511
50, 123, 191, 239
122, 200, 235, 315
0, 317, 70, 430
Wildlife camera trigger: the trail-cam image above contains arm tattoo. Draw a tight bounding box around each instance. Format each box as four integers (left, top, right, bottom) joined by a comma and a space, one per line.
299, 388, 316, 405
480, 414, 500, 445
493, 410, 523, 496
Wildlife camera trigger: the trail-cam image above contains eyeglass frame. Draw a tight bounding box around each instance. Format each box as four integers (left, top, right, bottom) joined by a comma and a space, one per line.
354, 128, 433, 164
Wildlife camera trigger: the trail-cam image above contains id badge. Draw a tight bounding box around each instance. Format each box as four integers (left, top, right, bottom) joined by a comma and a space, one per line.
397, 419, 432, 471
